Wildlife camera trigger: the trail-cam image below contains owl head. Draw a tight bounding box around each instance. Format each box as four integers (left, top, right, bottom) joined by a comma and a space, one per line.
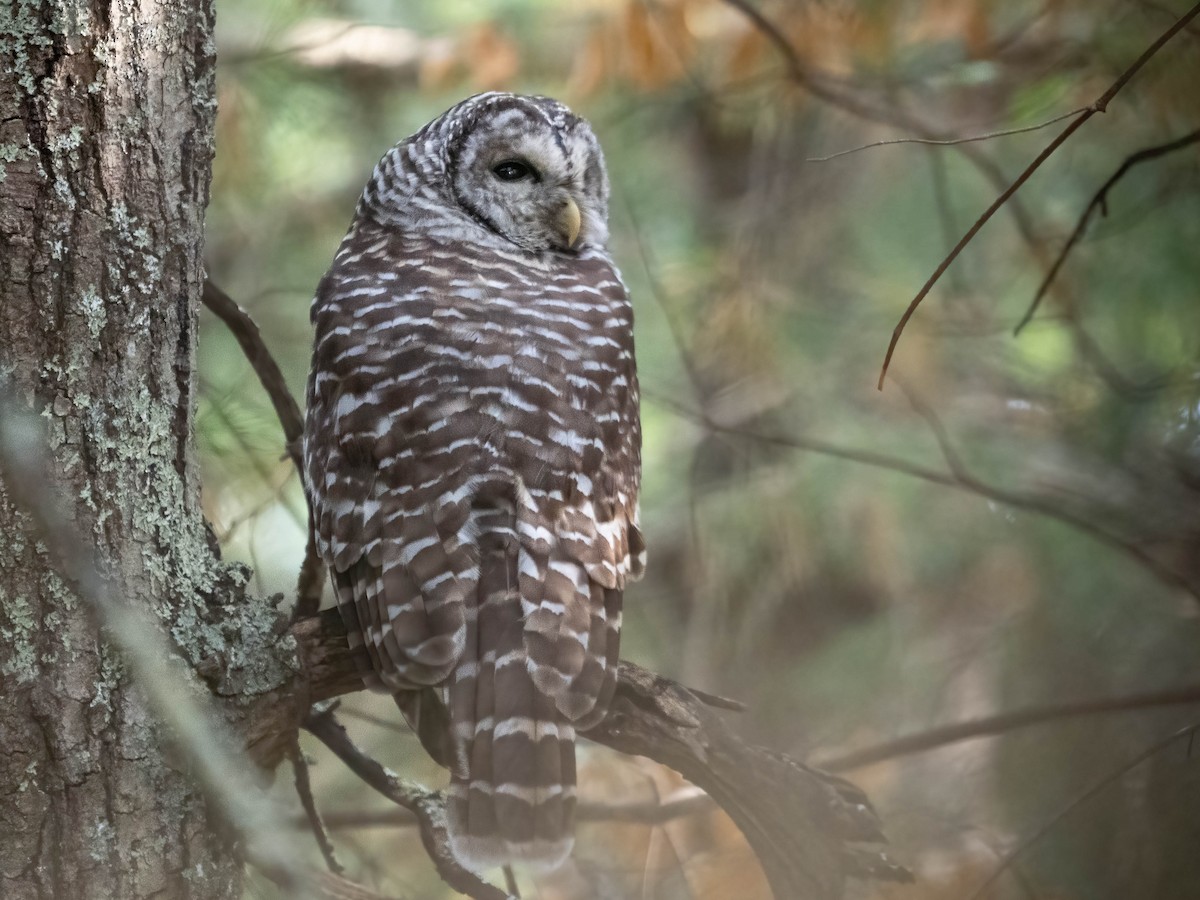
362, 93, 611, 255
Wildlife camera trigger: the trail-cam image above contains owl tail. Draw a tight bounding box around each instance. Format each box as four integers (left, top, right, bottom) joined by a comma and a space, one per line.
444, 517, 576, 872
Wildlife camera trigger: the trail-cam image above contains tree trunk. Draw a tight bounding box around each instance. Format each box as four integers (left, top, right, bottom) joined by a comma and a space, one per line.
0, 4, 281, 897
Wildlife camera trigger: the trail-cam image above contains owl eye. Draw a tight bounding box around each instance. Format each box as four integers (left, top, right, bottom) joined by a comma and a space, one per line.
492, 160, 536, 182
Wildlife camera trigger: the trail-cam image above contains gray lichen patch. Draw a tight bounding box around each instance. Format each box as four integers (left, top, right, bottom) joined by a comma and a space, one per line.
0, 592, 39, 684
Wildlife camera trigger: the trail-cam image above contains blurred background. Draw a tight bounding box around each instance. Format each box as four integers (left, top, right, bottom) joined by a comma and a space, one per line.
199, 1, 1200, 897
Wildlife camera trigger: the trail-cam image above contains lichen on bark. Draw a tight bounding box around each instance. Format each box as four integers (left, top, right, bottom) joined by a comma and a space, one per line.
0, 3, 295, 897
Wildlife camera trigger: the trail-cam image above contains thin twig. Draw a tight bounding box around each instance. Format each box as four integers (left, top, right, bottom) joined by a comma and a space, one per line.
201, 278, 305, 467
815, 684, 1200, 772
291, 738, 345, 875
336, 706, 416, 733
963, 722, 1200, 900
201, 280, 327, 619
1013, 127, 1200, 334
897, 380, 1199, 599
649, 391, 1197, 597
877, 1, 1200, 389
805, 107, 1090, 162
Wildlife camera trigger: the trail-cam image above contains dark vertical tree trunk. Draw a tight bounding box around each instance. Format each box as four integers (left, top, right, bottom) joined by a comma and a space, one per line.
0, 4, 271, 897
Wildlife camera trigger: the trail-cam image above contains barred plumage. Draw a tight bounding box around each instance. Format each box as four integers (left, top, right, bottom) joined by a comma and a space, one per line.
303, 93, 644, 871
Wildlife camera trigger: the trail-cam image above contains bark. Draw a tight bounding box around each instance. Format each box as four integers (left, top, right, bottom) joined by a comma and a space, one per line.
0, 4, 292, 898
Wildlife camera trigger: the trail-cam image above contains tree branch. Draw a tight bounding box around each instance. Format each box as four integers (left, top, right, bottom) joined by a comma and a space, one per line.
201, 279, 305, 467
304, 705, 511, 900
1013, 127, 1200, 334
876, 1, 1200, 389
265, 610, 911, 899
815, 684, 1200, 772
295, 790, 716, 831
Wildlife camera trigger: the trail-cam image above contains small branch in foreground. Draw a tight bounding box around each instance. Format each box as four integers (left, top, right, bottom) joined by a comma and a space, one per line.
201, 278, 305, 467
304, 705, 511, 900
876, 1, 1200, 389
291, 737, 344, 875
1013, 127, 1200, 334
815, 684, 1200, 772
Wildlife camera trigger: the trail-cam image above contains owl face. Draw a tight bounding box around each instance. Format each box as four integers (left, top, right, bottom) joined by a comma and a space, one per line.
447, 95, 610, 254
363, 94, 611, 255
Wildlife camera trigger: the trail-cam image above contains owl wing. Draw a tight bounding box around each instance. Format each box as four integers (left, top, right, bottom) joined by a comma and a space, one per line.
305, 247, 476, 690
513, 257, 644, 730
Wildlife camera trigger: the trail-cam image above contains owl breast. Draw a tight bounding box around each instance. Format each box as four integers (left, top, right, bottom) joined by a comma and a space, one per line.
332, 230, 631, 494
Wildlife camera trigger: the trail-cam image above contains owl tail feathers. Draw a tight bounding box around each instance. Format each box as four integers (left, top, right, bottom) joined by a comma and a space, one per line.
445, 658, 577, 873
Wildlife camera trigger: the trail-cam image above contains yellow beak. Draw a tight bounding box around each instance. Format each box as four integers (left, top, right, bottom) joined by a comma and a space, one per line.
559, 197, 582, 249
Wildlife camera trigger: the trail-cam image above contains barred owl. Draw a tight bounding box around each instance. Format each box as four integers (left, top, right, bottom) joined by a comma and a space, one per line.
303, 93, 644, 871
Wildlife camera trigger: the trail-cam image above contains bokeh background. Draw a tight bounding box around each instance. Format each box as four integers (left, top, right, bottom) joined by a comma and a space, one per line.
199, 1, 1200, 897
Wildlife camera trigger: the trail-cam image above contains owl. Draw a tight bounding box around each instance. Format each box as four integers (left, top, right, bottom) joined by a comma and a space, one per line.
303, 93, 645, 872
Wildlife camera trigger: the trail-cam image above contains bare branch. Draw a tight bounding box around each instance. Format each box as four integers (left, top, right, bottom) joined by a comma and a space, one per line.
304, 706, 512, 900
653, 391, 1200, 597
805, 107, 1090, 162
816, 684, 1200, 772
896, 380, 1200, 599
876, 1, 1200, 389
1014, 127, 1200, 334
291, 738, 345, 875
963, 722, 1200, 900
278, 611, 911, 898
201, 278, 305, 467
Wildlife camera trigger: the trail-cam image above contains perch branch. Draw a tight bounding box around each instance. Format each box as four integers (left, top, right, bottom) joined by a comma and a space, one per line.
275, 610, 911, 899
876, 1, 1200, 389
1013, 127, 1200, 334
